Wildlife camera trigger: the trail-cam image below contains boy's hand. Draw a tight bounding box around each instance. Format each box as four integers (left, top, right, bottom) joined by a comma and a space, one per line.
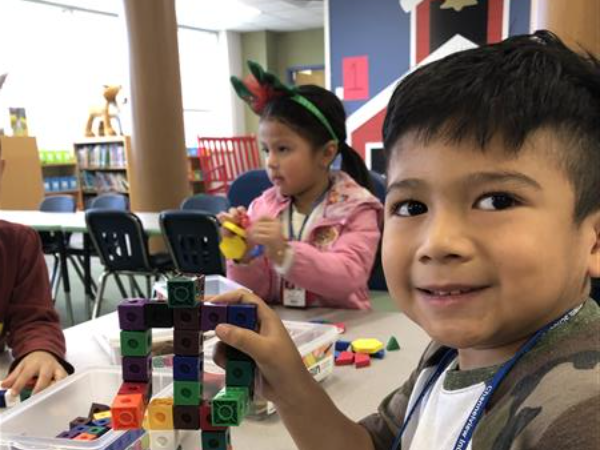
210, 289, 313, 408
1, 351, 68, 395
249, 217, 288, 265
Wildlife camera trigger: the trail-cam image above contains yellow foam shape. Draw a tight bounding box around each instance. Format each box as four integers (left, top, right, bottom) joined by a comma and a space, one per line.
219, 235, 247, 260
351, 338, 384, 354
93, 411, 112, 420
222, 221, 246, 238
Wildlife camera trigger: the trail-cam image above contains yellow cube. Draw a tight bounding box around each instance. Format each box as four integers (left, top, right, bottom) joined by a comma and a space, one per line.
148, 398, 174, 430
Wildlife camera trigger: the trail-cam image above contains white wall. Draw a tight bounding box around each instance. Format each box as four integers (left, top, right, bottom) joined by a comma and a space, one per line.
0, 0, 234, 151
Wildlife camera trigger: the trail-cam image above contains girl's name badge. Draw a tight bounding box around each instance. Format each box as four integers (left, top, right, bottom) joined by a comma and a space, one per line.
282, 279, 307, 308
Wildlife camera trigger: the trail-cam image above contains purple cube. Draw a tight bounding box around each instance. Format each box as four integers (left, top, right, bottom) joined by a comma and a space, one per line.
118, 298, 149, 331
201, 303, 228, 332
227, 304, 257, 330
69, 416, 90, 428
122, 355, 152, 383
173, 305, 201, 331
174, 329, 203, 356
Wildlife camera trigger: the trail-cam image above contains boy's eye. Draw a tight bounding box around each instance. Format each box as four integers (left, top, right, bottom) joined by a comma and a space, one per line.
261, 146, 269, 154
475, 193, 520, 210
391, 200, 428, 217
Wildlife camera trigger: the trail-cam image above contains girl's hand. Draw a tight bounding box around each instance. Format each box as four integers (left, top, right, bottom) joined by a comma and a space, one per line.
217, 206, 248, 238
249, 217, 288, 265
209, 290, 313, 408
2, 351, 68, 395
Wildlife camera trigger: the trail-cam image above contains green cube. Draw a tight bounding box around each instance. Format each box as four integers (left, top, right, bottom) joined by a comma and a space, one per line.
19, 388, 33, 402
120, 329, 152, 357
211, 387, 249, 426
201, 430, 231, 450
167, 277, 197, 308
225, 360, 255, 388
174, 380, 202, 406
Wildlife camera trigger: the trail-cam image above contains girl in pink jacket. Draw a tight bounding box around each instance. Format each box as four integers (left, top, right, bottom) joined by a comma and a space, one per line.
219, 62, 383, 310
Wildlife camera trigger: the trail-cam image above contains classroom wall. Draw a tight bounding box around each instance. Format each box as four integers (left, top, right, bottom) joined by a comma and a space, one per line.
240, 28, 325, 134
327, 0, 532, 157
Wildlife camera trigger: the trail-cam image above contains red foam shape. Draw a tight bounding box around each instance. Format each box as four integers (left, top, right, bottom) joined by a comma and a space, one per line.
335, 351, 354, 366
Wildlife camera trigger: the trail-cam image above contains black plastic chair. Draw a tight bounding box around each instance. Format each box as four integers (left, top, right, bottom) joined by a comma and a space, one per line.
180, 194, 230, 215
89, 193, 129, 210
227, 169, 273, 209
368, 171, 388, 291
39, 196, 77, 322
160, 210, 225, 276
85, 210, 173, 318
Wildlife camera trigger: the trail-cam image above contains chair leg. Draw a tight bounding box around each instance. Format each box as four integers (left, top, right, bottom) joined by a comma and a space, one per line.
52, 271, 62, 305
49, 255, 59, 297
131, 276, 144, 297
146, 276, 152, 298
92, 271, 110, 319
114, 274, 129, 299
128, 275, 136, 297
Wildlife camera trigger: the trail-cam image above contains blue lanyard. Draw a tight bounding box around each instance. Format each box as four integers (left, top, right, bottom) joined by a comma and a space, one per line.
390, 305, 582, 450
288, 185, 330, 241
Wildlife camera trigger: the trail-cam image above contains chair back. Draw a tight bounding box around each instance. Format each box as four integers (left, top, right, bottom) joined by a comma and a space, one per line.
89, 193, 129, 210
40, 195, 76, 213
160, 210, 225, 276
85, 210, 153, 272
227, 169, 273, 209
180, 194, 230, 215
39, 195, 76, 251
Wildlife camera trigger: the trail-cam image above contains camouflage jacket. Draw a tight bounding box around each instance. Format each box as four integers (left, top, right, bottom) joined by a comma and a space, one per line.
360, 299, 600, 449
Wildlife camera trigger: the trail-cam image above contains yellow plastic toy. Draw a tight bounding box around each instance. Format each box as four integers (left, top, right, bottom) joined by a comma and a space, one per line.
220, 221, 248, 260
351, 338, 384, 354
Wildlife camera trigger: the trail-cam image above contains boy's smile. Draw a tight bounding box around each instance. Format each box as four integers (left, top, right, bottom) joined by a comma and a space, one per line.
383, 131, 599, 369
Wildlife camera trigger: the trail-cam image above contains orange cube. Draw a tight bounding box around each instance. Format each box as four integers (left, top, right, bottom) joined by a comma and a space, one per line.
111, 393, 145, 430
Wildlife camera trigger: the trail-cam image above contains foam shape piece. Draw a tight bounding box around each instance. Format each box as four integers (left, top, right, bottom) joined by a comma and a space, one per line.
351, 338, 384, 354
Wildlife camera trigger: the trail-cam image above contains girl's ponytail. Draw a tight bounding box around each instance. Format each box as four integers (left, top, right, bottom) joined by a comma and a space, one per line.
340, 141, 375, 194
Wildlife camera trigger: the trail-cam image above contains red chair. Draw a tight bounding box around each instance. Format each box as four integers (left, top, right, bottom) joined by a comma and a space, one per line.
197, 136, 262, 195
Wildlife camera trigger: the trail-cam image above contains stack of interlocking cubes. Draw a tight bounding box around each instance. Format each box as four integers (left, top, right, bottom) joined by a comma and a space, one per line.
111, 275, 258, 450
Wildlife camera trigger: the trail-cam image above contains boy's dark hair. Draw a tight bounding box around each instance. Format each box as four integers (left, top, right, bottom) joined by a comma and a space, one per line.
383, 30, 600, 221
261, 85, 374, 194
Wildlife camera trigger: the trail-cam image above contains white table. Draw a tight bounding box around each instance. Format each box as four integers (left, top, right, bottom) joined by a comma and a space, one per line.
0, 307, 430, 449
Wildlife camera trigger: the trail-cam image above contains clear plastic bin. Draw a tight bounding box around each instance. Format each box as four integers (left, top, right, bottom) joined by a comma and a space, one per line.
0, 366, 173, 450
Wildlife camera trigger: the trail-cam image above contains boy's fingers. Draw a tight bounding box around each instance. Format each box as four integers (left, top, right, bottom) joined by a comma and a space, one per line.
215, 324, 264, 361
54, 367, 68, 381
1, 365, 22, 387
212, 342, 227, 370
10, 366, 36, 395
32, 368, 53, 395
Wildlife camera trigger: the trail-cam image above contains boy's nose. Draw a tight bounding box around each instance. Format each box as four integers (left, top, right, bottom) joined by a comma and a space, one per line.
416, 212, 474, 265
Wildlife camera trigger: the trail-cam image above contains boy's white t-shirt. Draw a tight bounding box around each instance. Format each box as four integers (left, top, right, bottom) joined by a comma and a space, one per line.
402, 360, 488, 450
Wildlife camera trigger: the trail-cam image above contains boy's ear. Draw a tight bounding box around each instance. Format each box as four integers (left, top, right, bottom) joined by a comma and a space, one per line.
588, 211, 600, 278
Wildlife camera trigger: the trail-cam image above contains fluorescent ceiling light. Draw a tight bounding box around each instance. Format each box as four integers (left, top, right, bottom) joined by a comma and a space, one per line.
20, 0, 261, 30
176, 0, 261, 30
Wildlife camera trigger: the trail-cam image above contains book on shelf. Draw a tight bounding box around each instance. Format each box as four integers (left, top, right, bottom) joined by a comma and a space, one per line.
75, 142, 126, 168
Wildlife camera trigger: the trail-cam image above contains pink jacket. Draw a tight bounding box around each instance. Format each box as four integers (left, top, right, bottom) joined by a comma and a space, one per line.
227, 171, 383, 310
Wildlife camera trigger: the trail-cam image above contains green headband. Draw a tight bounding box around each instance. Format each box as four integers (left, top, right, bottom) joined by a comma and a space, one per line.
230, 61, 339, 143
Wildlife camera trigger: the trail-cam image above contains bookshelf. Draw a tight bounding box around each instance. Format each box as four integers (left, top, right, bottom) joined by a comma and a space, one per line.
39, 149, 81, 207
187, 149, 204, 195
73, 136, 134, 206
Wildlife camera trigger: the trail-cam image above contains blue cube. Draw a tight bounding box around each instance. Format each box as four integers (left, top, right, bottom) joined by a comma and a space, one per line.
227, 304, 257, 330
173, 355, 203, 381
